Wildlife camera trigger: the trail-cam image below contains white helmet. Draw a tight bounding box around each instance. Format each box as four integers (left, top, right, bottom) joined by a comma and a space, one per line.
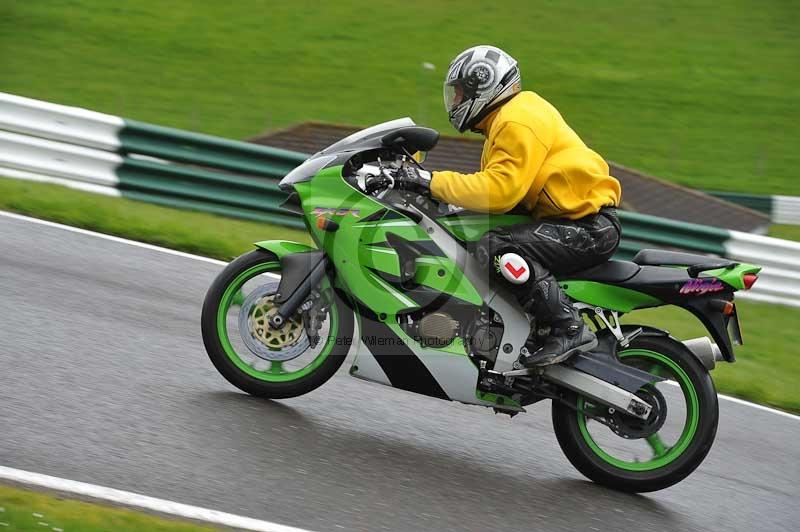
443, 45, 521, 133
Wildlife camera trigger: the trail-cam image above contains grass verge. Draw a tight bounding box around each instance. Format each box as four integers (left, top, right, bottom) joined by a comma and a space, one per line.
0, 177, 312, 261
0, 484, 218, 532
1, 176, 797, 412
769, 224, 800, 242
623, 302, 800, 414
2, 1, 799, 195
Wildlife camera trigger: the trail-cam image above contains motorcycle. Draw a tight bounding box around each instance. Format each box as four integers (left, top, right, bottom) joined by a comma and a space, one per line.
201, 118, 761, 492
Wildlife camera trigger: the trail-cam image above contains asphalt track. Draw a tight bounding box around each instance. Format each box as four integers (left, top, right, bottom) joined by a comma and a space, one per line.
1, 212, 798, 532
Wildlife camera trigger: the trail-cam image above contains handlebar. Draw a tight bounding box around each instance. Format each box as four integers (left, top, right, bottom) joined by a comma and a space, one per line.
364, 174, 393, 195
361, 164, 431, 224
363, 165, 398, 195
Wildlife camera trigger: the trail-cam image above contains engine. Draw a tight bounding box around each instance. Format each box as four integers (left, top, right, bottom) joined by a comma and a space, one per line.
465, 314, 503, 362
400, 307, 504, 363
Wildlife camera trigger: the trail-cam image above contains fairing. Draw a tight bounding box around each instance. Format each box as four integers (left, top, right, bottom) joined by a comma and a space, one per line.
318, 118, 415, 155
279, 118, 417, 190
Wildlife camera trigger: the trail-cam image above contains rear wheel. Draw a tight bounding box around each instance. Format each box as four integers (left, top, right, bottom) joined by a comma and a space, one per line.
552, 334, 718, 492
201, 249, 354, 398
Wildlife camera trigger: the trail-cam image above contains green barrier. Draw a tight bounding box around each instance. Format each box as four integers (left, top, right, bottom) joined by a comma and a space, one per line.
120, 120, 307, 178
109, 120, 308, 225
704, 191, 772, 215
113, 118, 730, 258
618, 211, 728, 255
116, 158, 295, 219
614, 239, 645, 261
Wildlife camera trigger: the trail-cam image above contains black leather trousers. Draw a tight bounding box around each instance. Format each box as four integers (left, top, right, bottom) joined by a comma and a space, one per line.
476, 208, 621, 314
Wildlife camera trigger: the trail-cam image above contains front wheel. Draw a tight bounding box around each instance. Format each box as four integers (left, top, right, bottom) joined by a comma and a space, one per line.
201, 249, 354, 398
552, 334, 719, 492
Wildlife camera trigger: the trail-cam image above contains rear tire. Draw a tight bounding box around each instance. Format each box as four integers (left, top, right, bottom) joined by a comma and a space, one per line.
201, 249, 354, 399
552, 334, 719, 492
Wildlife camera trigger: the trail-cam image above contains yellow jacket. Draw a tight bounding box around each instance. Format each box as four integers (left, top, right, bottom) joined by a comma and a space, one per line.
430, 91, 621, 220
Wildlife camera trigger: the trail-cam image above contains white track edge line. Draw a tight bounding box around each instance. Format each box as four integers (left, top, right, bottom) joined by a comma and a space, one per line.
714, 394, 799, 420
0, 465, 316, 532
660, 381, 799, 420
0, 210, 227, 265
1, 209, 797, 421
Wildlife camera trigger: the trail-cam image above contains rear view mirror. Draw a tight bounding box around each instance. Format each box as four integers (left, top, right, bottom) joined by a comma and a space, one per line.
381, 126, 440, 153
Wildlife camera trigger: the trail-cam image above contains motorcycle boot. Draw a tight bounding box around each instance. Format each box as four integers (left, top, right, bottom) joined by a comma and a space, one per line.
519, 272, 597, 367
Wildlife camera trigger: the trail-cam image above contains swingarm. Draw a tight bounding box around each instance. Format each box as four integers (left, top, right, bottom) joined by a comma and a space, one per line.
479, 329, 662, 421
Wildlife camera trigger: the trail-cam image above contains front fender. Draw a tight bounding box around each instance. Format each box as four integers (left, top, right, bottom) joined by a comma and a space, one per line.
254, 240, 317, 258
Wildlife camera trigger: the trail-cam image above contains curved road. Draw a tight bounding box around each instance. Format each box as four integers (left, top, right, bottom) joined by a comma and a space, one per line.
1, 212, 798, 532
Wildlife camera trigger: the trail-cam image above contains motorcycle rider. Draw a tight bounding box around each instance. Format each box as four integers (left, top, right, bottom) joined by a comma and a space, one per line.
394, 45, 622, 367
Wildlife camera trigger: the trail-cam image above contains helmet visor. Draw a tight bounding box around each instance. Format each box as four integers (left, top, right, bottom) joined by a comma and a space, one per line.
443, 82, 465, 113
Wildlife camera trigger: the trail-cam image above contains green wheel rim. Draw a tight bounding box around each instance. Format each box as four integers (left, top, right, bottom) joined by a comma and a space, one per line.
216, 262, 339, 383
576, 349, 700, 471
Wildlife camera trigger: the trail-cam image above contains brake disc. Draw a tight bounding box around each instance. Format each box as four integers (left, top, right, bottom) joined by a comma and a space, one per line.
237, 281, 310, 361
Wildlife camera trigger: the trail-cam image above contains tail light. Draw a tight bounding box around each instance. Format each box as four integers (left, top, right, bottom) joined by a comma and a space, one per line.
742, 273, 758, 290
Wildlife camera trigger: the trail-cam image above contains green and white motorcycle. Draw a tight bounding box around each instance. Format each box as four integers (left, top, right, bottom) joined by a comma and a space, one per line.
201, 118, 761, 492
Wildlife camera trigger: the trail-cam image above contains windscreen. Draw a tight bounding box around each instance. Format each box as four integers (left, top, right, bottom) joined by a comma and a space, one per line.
318, 117, 416, 155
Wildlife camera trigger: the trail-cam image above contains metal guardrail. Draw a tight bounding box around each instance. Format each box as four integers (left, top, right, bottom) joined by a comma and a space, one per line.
773, 196, 800, 225
725, 231, 800, 306
0, 92, 306, 228
1, 92, 799, 306
0, 92, 123, 150
617, 211, 728, 256
707, 190, 800, 225
120, 120, 306, 178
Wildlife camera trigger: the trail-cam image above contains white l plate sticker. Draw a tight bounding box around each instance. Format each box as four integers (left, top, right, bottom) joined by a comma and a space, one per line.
499, 252, 530, 284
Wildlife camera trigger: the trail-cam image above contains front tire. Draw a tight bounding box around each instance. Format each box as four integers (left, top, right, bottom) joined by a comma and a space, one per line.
552, 334, 719, 492
201, 249, 354, 399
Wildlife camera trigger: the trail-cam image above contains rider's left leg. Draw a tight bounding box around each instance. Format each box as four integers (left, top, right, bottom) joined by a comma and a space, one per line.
476, 208, 621, 366
519, 270, 597, 366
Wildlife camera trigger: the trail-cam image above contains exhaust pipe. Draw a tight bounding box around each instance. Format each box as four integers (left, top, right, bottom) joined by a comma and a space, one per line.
683, 337, 723, 371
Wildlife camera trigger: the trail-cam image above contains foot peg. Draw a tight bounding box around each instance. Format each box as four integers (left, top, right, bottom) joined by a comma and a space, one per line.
521, 331, 597, 367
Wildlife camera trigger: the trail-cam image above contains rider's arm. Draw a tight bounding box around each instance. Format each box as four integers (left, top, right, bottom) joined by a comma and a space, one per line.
430, 121, 549, 213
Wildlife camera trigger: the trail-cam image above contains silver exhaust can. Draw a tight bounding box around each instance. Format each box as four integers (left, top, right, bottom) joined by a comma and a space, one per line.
683, 337, 723, 371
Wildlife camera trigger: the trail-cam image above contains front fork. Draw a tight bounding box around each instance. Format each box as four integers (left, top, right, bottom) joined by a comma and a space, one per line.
267, 251, 329, 329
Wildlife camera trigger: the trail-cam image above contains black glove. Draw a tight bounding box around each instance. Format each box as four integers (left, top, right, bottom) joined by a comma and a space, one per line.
393, 166, 432, 195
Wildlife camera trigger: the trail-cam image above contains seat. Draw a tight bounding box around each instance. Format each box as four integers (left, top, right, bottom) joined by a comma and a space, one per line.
632, 249, 734, 268
558, 260, 641, 283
